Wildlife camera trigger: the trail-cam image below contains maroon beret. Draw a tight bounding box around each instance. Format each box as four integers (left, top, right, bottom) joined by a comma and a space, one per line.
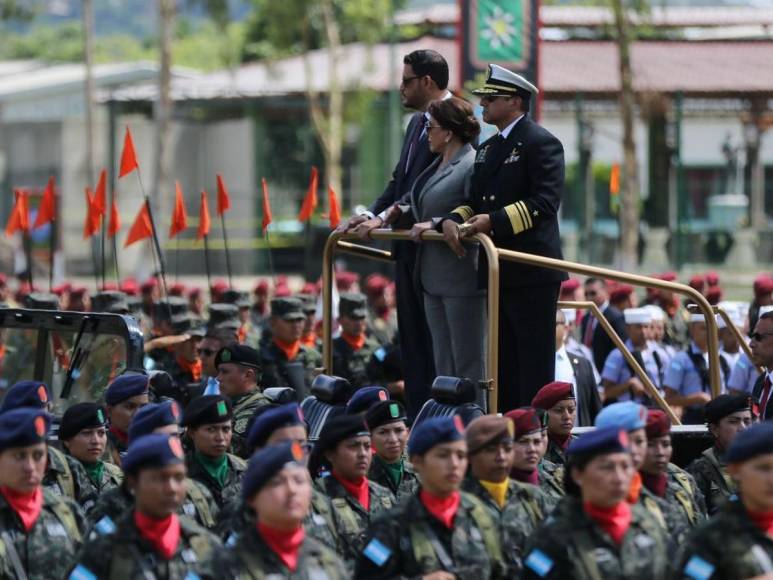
645, 409, 671, 439
531, 381, 575, 410
504, 407, 547, 438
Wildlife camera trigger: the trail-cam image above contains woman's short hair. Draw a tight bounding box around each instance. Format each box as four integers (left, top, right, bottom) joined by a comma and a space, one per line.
428, 97, 481, 144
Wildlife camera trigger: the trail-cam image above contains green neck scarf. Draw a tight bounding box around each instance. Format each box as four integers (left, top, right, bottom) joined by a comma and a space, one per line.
376, 455, 404, 489
195, 451, 228, 487
82, 460, 105, 487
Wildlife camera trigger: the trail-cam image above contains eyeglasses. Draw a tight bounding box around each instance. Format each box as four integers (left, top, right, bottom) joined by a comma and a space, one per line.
196, 348, 216, 357
401, 75, 421, 86
750, 332, 773, 342
423, 121, 443, 131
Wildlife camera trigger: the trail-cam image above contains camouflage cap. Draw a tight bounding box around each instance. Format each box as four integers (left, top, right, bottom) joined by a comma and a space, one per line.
91, 291, 130, 315
221, 288, 251, 308
339, 292, 368, 319
297, 293, 317, 314
208, 303, 240, 326
152, 297, 189, 321
271, 297, 305, 321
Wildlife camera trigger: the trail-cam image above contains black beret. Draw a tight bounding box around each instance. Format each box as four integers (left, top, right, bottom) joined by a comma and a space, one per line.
705, 394, 752, 424
123, 433, 185, 474
215, 344, 261, 370
0, 409, 51, 452
365, 401, 407, 431
316, 414, 370, 454
182, 395, 233, 427
725, 422, 773, 464
59, 403, 107, 441
242, 441, 307, 500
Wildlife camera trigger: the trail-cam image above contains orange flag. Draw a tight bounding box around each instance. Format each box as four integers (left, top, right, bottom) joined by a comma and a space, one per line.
216, 174, 231, 216
328, 185, 341, 229
197, 191, 211, 240
124, 203, 153, 247
33, 176, 56, 229
93, 168, 107, 216
298, 166, 318, 222
108, 199, 122, 238
169, 181, 188, 238
83, 188, 102, 240
119, 126, 139, 178
261, 178, 273, 233
609, 163, 621, 195
5, 189, 30, 237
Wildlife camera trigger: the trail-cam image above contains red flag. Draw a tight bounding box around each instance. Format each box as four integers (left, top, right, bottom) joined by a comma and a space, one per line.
108, 199, 122, 238
216, 174, 231, 216
328, 185, 341, 229
83, 188, 101, 240
33, 176, 56, 229
169, 181, 188, 238
5, 189, 30, 237
119, 126, 139, 178
93, 168, 107, 216
261, 178, 273, 233
124, 203, 153, 247
197, 190, 211, 240
609, 163, 621, 195
298, 166, 318, 222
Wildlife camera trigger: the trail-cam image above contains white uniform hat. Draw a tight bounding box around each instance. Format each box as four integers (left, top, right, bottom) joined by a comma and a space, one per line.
624, 308, 652, 325
561, 308, 577, 324
643, 304, 665, 322
472, 64, 539, 96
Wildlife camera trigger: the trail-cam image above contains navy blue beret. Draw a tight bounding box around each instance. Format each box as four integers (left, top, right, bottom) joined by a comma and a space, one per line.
59, 403, 107, 441
0, 408, 51, 452
247, 403, 306, 451
182, 395, 232, 428
105, 374, 149, 406
725, 421, 773, 464
408, 415, 465, 456
0, 381, 51, 413
365, 401, 407, 431
346, 386, 389, 415
122, 433, 185, 474
316, 414, 370, 454
594, 401, 647, 432
568, 425, 630, 459
128, 400, 181, 442
242, 441, 307, 501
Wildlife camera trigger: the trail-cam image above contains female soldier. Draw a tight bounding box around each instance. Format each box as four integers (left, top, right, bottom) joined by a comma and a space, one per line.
522, 426, 668, 579
207, 441, 347, 578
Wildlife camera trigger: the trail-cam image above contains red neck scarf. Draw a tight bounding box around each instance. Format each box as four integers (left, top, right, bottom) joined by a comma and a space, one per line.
342, 332, 366, 351
583, 501, 632, 545
300, 332, 317, 348
420, 489, 461, 529
109, 425, 128, 446
549, 432, 572, 451
258, 522, 305, 571
332, 472, 370, 511
641, 471, 668, 498
510, 467, 539, 486
747, 509, 773, 538
274, 338, 300, 362
1, 487, 43, 532
134, 511, 181, 560
175, 356, 202, 382
627, 471, 643, 504
238, 324, 248, 344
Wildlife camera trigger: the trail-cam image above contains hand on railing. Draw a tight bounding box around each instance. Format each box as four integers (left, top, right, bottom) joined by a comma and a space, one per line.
461, 213, 492, 237
410, 221, 433, 243
351, 217, 384, 240
441, 219, 467, 258
334, 214, 368, 233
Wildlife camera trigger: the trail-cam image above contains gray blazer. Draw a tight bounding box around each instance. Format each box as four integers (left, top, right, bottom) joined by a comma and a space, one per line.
408, 143, 480, 297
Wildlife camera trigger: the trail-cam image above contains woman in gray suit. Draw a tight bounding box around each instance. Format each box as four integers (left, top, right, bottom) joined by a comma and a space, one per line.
406, 97, 485, 386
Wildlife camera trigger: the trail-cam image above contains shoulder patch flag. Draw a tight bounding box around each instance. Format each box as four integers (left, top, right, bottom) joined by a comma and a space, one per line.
69, 565, 97, 580
525, 549, 554, 577
94, 515, 116, 536
684, 555, 715, 580
363, 538, 392, 567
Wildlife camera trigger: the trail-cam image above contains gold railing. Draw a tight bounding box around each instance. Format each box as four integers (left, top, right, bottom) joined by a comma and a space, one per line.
323, 229, 722, 413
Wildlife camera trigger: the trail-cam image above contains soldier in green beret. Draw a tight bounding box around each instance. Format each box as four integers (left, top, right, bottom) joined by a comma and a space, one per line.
333, 293, 382, 388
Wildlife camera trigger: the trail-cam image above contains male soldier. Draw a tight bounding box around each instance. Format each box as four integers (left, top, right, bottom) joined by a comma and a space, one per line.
440, 64, 566, 411
640, 409, 706, 548
686, 394, 753, 515
221, 288, 261, 348
298, 293, 322, 350
364, 274, 397, 345
462, 415, 549, 575
197, 328, 233, 393
750, 309, 773, 420
332, 292, 381, 388
215, 344, 270, 458
164, 314, 205, 389
531, 381, 576, 466
70, 434, 220, 579
258, 297, 322, 394
0, 409, 85, 579
182, 395, 247, 510
103, 373, 150, 464
250, 280, 271, 329
365, 400, 419, 502
580, 277, 629, 372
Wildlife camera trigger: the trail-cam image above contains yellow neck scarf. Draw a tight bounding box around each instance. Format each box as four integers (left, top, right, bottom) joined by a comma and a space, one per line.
480, 478, 509, 508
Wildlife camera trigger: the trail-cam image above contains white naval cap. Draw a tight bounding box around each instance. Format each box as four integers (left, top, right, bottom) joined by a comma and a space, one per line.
561, 308, 577, 324
472, 64, 539, 96
717, 302, 744, 329
624, 308, 652, 325
758, 305, 773, 317
643, 304, 665, 322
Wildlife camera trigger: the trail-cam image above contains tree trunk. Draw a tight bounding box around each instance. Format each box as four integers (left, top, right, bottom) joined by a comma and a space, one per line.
82, 0, 96, 185
612, 0, 639, 271
153, 0, 174, 216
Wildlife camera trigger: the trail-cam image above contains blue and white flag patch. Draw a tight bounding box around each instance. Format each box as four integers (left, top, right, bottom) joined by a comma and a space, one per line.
69, 565, 97, 580
363, 538, 392, 567
525, 549, 554, 577
684, 555, 715, 580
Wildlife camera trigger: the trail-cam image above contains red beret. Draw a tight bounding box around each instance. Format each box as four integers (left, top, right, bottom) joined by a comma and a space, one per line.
705, 271, 719, 287
211, 279, 228, 292
335, 271, 359, 291
301, 282, 317, 295
610, 284, 633, 302
561, 278, 580, 292
254, 280, 269, 294
101, 282, 119, 291
504, 407, 547, 438
706, 286, 722, 305
169, 283, 187, 297
140, 278, 158, 292
52, 283, 72, 296
274, 284, 291, 298
120, 279, 139, 296
688, 275, 705, 292
645, 409, 671, 439
0, 273, 7, 287
531, 381, 575, 410
657, 271, 677, 282
754, 275, 773, 297
188, 287, 203, 299
69, 286, 88, 298
364, 273, 390, 295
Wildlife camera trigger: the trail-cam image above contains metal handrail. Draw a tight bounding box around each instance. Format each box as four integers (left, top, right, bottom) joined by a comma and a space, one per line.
322, 229, 723, 409
558, 301, 680, 424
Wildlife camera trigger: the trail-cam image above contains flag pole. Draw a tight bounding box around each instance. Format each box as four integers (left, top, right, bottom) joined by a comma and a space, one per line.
109, 189, 120, 284
203, 233, 213, 300
264, 227, 276, 282
48, 207, 55, 292
220, 213, 233, 288
134, 170, 169, 302
23, 231, 33, 289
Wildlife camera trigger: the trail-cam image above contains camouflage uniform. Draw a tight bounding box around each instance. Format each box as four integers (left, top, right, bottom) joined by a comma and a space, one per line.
368, 456, 420, 504
87, 479, 219, 531
522, 496, 668, 580
332, 335, 380, 388
0, 488, 84, 580
206, 522, 347, 579
354, 490, 507, 580
537, 459, 565, 511
644, 464, 706, 549
258, 341, 322, 392
185, 452, 246, 510
230, 389, 270, 458
64, 454, 123, 513
544, 436, 574, 467
685, 446, 736, 516
104, 430, 127, 465
44, 446, 98, 508
673, 498, 773, 580
314, 475, 394, 565
462, 477, 549, 574
72, 511, 220, 579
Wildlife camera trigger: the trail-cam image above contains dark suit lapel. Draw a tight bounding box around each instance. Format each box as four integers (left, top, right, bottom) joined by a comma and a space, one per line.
399, 113, 423, 171
482, 116, 529, 177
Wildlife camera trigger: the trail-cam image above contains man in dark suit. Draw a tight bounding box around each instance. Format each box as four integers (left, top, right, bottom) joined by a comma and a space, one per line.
580, 277, 628, 372
337, 50, 451, 417
750, 310, 773, 420
440, 64, 567, 411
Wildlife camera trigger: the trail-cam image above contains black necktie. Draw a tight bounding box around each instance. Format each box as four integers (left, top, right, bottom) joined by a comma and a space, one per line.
404, 118, 425, 174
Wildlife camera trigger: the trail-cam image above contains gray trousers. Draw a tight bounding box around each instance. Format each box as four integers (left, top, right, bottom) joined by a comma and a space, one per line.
423, 292, 486, 388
